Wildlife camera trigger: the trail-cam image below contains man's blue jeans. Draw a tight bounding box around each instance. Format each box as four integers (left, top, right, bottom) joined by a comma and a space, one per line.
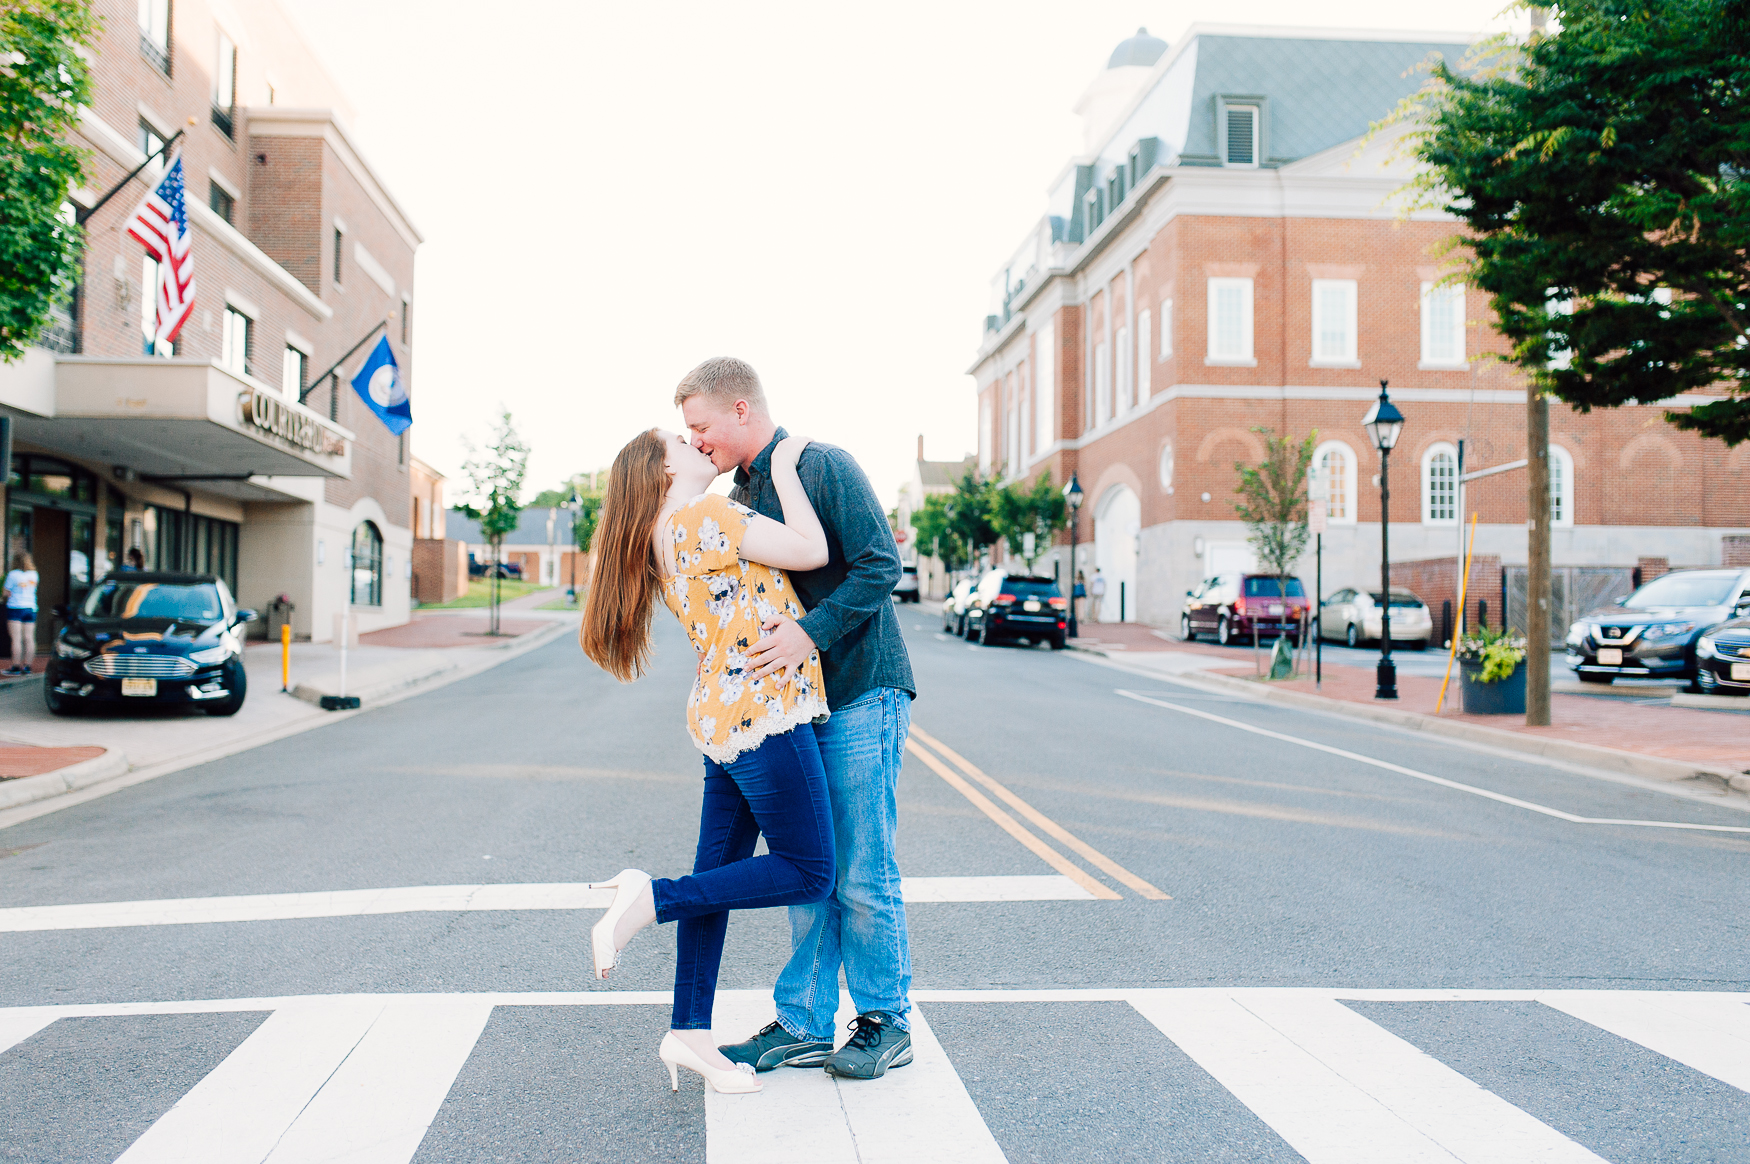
774, 687, 912, 1040
653, 725, 836, 1031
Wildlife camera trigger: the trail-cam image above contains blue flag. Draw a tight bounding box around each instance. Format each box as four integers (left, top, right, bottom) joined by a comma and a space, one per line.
350, 335, 411, 435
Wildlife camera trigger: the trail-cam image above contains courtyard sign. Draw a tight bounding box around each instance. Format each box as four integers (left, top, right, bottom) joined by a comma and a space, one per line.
240, 389, 346, 457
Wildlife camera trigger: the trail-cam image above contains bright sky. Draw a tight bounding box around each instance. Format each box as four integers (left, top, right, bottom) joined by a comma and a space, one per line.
281, 0, 1528, 509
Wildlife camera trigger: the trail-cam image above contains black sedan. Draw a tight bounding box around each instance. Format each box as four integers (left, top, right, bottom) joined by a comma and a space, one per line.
1566, 568, 1750, 685
44, 572, 256, 716
1696, 616, 1750, 696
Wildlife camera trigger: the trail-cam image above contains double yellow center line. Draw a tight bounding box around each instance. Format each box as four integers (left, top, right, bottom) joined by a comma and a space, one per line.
906, 724, 1170, 901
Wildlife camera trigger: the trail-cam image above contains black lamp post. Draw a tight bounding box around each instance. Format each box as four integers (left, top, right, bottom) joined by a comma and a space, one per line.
1063, 473, 1084, 638
1362, 380, 1406, 700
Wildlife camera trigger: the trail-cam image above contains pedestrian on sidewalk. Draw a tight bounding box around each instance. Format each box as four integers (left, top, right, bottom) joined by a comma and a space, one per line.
1088, 568, 1107, 624
4, 552, 38, 676
1074, 570, 1088, 627
580, 427, 834, 1096
681, 357, 917, 1083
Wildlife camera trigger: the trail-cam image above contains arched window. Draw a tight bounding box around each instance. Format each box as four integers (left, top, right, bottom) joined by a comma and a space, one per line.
1550, 444, 1575, 527
1310, 441, 1357, 524
1421, 443, 1458, 525
351, 521, 383, 606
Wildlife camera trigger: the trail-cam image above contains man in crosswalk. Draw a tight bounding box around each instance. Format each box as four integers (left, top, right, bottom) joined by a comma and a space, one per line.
678, 358, 918, 1079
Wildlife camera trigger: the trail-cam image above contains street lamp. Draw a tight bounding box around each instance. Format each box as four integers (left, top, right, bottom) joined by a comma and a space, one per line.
563, 490, 582, 603
1361, 380, 1406, 700
1063, 473, 1084, 638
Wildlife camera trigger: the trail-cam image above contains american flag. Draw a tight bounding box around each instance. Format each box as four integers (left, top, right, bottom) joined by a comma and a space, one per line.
125, 150, 196, 350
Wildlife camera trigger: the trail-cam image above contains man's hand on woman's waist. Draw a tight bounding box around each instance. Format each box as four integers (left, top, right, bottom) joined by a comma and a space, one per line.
748, 614, 816, 683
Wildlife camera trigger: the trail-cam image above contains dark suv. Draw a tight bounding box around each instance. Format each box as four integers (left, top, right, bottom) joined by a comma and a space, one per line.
1181, 573, 1311, 645
44, 572, 255, 716
963, 571, 1068, 648
1567, 568, 1750, 685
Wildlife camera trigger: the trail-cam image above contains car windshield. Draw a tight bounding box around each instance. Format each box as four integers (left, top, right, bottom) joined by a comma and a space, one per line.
82, 581, 224, 622
1003, 579, 1061, 599
1624, 572, 1737, 609
1244, 577, 1305, 597
1366, 592, 1424, 608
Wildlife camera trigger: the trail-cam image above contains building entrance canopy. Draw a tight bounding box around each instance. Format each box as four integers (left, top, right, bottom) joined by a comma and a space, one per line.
7, 357, 353, 502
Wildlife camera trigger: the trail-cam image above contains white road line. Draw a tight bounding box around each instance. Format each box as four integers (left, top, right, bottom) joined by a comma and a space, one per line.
1539, 991, 1750, 1093
834, 1007, 1007, 1164
115, 999, 386, 1164
0, 1009, 57, 1055
0, 876, 1093, 934
706, 993, 860, 1164
1116, 689, 1750, 835
1232, 993, 1607, 1163
263, 998, 495, 1164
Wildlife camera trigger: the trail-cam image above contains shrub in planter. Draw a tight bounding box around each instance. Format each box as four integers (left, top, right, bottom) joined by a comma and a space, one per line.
1457, 626, 1528, 714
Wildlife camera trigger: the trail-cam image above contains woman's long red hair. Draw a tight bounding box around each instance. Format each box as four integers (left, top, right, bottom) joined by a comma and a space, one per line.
580, 429, 668, 682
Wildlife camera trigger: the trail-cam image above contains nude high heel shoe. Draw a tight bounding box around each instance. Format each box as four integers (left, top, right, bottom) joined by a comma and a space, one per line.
585, 869, 652, 980
660, 1032, 761, 1094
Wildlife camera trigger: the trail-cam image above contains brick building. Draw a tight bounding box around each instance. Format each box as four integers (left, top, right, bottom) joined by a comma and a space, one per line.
894, 436, 975, 600
0, 0, 422, 643
963, 25, 1750, 638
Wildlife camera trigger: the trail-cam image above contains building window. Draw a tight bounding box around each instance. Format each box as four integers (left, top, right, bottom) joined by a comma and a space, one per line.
1312, 441, 1357, 524
1422, 443, 1458, 525
1420, 282, 1467, 367
333, 227, 345, 285
1115, 325, 1131, 412
1033, 321, 1054, 452
282, 346, 306, 398
1160, 298, 1173, 357
978, 396, 992, 474
138, 0, 171, 74
1311, 279, 1358, 364
1206, 277, 1254, 364
1094, 340, 1111, 424
220, 307, 251, 375
1084, 189, 1101, 237
140, 257, 173, 356
1550, 444, 1575, 527
211, 32, 236, 137
351, 521, 383, 606
1136, 309, 1151, 399
1158, 441, 1174, 491
208, 180, 234, 223
138, 118, 165, 161
1223, 103, 1259, 167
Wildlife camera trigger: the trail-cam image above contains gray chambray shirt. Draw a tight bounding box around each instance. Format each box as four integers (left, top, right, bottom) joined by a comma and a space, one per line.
731, 428, 916, 710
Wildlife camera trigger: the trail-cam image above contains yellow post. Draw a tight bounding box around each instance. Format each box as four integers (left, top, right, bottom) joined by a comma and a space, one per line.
280, 622, 291, 692
1435, 512, 1479, 715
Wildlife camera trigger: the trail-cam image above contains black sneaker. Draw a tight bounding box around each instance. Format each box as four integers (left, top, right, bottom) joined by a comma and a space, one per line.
718, 1020, 832, 1072
822, 1012, 913, 1080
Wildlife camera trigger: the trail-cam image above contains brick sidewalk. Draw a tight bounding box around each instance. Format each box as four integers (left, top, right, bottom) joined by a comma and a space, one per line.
0, 746, 104, 779
358, 615, 550, 649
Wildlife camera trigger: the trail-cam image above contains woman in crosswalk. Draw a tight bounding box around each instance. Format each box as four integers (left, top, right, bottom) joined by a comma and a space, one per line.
580, 428, 835, 1095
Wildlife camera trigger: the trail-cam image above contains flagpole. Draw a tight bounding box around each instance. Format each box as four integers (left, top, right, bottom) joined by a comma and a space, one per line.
301, 318, 388, 404
77, 128, 186, 225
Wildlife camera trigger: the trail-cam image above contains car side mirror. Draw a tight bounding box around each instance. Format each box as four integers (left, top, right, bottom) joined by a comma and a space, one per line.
235, 609, 258, 625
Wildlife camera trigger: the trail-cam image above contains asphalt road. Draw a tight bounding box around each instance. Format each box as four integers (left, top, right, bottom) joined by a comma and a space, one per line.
2, 608, 1747, 1163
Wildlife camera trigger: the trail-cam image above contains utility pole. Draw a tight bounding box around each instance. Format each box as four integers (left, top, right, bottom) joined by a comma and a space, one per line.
1526, 390, 1551, 726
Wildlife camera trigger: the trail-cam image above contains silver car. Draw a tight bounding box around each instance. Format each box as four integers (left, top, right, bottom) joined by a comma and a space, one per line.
1319, 588, 1433, 649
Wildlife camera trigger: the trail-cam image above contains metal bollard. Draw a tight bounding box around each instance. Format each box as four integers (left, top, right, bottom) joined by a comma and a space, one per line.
280, 623, 291, 692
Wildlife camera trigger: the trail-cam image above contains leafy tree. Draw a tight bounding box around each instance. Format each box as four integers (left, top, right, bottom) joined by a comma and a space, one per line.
946, 468, 1000, 568
911, 493, 970, 573
1233, 427, 1316, 602
458, 410, 530, 634
1399, 0, 1750, 443
1, 0, 95, 361
992, 470, 1069, 571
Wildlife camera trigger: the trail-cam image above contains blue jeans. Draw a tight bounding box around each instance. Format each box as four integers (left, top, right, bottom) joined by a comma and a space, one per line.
652, 725, 835, 1031
775, 687, 912, 1040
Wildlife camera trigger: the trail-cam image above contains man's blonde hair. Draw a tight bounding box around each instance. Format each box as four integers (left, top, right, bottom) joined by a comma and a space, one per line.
674, 356, 767, 413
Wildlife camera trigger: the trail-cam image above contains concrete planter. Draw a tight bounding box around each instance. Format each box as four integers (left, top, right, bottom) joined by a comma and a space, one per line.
1460, 659, 1526, 715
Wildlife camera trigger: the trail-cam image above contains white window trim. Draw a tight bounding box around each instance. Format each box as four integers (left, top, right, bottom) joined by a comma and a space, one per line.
1032, 322, 1054, 458
1136, 309, 1151, 400
1222, 102, 1260, 168
1550, 444, 1576, 527
1115, 324, 1131, 413
1420, 441, 1460, 526
223, 289, 261, 320
1309, 278, 1359, 367
1310, 440, 1358, 525
1160, 298, 1173, 357
1419, 281, 1468, 369
208, 168, 241, 200
1205, 277, 1255, 366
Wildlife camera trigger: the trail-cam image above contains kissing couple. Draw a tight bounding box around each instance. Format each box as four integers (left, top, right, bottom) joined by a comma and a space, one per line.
579, 357, 917, 1094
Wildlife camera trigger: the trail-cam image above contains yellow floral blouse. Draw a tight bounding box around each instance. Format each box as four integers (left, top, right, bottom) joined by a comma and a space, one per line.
661, 493, 828, 764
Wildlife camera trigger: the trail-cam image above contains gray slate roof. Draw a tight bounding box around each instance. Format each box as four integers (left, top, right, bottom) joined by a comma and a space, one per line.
917, 457, 976, 489
447, 507, 577, 546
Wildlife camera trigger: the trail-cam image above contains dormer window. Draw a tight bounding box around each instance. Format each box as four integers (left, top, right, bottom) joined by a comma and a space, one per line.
1083, 189, 1101, 237
1222, 103, 1259, 167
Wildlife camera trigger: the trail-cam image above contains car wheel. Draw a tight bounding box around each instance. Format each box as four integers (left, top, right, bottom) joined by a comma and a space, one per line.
978, 619, 995, 647
1697, 668, 1718, 693
43, 684, 79, 716
204, 661, 248, 717
1217, 616, 1233, 646
1050, 634, 1066, 650
1412, 639, 1429, 652
1180, 613, 1195, 642
964, 616, 978, 641
1579, 672, 1614, 684
1345, 624, 1360, 649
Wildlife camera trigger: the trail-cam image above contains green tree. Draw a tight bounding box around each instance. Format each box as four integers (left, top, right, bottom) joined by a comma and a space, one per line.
946, 468, 1000, 569
1, 0, 96, 361
1398, 0, 1750, 443
992, 470, 1069, 571
911, 493, 970, 573
458, 410, 530, 634
1233, 427, 1317, 606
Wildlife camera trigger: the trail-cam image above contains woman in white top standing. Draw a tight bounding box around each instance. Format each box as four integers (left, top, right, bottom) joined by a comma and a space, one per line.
3, 552, 39, 676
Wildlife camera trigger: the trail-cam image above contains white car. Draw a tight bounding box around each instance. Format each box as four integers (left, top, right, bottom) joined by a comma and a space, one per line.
1319, 588, 1433, 649
892, 565, 919, 603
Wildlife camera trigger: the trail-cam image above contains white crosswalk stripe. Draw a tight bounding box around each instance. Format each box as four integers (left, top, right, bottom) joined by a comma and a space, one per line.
0, 988, 1743, 1163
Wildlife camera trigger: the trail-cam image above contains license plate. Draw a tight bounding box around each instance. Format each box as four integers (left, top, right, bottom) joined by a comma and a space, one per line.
1023, 601, 1041, 612
1596, 648, 1623, 665
1732, 663, 1750, 681
121, 677, 157, 697
1269, 604, 1284, 615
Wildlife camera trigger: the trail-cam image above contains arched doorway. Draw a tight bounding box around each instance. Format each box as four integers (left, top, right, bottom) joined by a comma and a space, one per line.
1093, 484, 1140, 623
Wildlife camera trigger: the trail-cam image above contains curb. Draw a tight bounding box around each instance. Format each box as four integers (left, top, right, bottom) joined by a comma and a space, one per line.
1672, 691, 1750, 713
1072, 646, 1747, 794
0, 748, 130, 811
288, 620, 571, 707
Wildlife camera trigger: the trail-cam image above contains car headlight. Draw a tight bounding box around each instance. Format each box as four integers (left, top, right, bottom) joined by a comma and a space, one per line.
189, 645, 232, 666
1697, 635, 1717, 658
54, 640, 92, 659
1640, 621, 1695, 642
1565, 621, 1586, 647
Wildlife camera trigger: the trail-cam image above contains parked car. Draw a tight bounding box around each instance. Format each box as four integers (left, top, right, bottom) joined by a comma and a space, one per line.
892, 565, 919, 603
1566, 568, 1750, 685
467, 558, 524, 580
963, 571, 1068, 648
1318, 588, 1433, 649
1695, 614, 1750, 696
942, 577, 976, 635
1181, 573, 1312, 646
42, 573, 255, 717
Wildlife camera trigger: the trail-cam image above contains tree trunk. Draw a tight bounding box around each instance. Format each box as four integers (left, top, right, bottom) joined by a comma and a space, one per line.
1526, 391, 1551, 726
